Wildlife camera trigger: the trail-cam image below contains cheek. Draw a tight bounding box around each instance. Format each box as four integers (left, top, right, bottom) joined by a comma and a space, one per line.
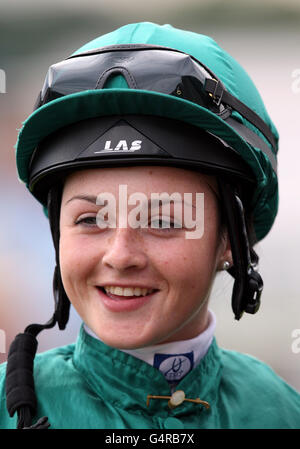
156, 242, 206, 291
161, 231, 220, 296
59, 233, 99, 286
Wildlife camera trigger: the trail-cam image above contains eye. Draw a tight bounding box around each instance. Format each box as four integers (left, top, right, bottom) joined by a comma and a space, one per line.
151, 218, 172, 229
75, 215, 97, 227
150, 216, 182, 230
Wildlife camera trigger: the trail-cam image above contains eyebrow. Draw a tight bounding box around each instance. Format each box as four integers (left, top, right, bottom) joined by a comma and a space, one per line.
64, 194, 196, 209
65, 194, 97, 205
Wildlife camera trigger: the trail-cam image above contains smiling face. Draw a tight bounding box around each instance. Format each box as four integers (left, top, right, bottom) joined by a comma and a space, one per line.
59, 166, 231, 349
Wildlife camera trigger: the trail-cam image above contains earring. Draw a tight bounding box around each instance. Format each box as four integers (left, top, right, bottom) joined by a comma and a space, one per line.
223, 261, 230, 270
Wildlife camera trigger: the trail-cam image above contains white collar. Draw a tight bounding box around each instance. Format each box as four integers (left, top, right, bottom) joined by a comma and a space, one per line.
84, 310, 216, 385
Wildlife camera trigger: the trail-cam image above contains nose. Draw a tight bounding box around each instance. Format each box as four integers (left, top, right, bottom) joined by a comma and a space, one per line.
102, 228, 148, 272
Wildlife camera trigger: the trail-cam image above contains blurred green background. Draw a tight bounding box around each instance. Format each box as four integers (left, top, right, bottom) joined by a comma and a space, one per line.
1, 0, 300, 391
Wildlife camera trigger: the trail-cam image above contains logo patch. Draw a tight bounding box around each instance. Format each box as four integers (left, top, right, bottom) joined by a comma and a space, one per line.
78, 118, 170, 159
95, 140, 142, 153
153, 352, 194, 383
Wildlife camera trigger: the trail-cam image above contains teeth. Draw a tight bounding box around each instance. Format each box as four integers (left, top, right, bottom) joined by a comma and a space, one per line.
103, 286, 154, 297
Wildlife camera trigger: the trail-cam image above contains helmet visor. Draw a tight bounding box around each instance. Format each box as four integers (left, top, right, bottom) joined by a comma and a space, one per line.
35, 44, 277, 162
38, 44, 228, 117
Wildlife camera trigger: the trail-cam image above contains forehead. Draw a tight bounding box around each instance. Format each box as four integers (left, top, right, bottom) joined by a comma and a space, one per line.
62, 166, 218, 197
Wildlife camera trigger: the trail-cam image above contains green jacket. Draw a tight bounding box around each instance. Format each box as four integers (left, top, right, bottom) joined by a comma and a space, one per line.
0, 325, 300, 429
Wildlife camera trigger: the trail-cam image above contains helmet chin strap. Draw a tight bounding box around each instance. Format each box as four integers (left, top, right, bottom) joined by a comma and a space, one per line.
47, 185, 71, 330
5, 186, 69, 429
218, 180, 263, 320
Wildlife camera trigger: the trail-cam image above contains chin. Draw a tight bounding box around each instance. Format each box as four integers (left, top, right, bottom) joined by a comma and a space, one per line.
91, 326, 162, 350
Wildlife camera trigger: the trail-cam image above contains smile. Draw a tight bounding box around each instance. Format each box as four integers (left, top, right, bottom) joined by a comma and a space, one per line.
96, 286, 159, 312
103, 286, 155, 297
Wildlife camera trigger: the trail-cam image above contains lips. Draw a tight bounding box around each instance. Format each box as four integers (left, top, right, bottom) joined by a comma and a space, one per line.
103, 285, 155, 297
96, 286, 159, 312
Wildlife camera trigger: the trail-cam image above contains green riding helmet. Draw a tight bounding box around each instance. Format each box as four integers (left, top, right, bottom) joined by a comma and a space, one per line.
16, 22, 278, 242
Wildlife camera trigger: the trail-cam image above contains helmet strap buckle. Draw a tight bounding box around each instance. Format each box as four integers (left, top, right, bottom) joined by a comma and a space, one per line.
205, 78, 224, 106
219, 180, 263, 320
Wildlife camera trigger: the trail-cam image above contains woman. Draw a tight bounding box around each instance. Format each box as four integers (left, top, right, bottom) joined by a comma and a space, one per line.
0, 22, 299, 429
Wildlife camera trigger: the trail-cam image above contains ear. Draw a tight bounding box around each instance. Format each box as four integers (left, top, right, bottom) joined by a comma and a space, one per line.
217, 229, 233, 271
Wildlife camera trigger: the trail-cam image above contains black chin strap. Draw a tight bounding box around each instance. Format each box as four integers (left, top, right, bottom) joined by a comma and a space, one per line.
48, 183, 71, 331
5, 320, 56, 429
5, 185, 70, 429
218, 180, 263, 320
